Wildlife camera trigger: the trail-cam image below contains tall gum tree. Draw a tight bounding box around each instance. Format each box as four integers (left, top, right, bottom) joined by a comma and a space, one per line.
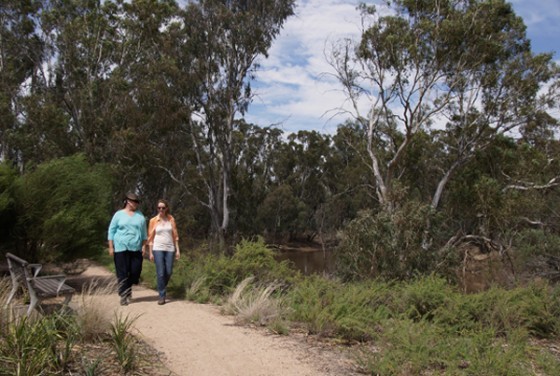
0, 0, 44, 164
171, 0, 295, 248
330, 0, 559, 221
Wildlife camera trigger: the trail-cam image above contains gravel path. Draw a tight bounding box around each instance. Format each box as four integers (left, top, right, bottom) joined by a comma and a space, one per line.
72, 263, 356, 376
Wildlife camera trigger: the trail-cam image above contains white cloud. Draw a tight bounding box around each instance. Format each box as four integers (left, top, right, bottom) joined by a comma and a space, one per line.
247, 0, 365, 134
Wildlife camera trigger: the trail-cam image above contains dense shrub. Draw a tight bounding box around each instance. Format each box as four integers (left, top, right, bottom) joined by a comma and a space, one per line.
12, 154, 113, 262
334, 202, 437, 281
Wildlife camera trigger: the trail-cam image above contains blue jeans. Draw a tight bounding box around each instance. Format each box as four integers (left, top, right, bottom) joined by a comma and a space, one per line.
153, 250, 174, 298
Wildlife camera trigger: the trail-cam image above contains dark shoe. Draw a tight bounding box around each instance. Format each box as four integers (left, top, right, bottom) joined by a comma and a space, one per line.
120, 296, 128, 306
157, 297, 165, 305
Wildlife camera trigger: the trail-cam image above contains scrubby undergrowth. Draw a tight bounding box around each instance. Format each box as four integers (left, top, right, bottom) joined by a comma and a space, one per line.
163, 238, 560, 375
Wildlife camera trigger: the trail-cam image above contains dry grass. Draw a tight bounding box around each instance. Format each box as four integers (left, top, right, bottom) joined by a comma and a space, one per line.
0, 278, 15, 336
224, 277, 284, 326
74, 278, 118, 341
185, 276, 208, 301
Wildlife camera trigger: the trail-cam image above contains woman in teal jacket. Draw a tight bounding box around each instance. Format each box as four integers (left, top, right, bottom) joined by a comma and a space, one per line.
108, 192, 147, 305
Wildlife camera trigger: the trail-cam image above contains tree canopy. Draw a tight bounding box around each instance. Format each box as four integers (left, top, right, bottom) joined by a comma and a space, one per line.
0, 0, 558, 283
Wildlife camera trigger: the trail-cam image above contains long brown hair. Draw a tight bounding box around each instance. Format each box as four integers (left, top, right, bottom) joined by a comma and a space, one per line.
157, 199, 170, 215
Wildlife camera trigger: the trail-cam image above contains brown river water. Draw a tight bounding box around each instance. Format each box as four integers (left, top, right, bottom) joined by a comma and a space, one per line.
275, 248, 335, 275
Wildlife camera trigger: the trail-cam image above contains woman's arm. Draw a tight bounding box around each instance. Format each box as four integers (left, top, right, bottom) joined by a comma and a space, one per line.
108, 240, 114, 256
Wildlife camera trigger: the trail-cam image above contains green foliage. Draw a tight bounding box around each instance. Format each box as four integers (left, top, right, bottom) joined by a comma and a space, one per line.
82, 358, 102, 376
278, 272, 560, 374
199, 238, 295, 296
469, 283, 560, 338
13, 155, 113, 261
285, 275, 339, 335
359, 319, 452, 376
110, 313, 139, 374
335, 202, 436, 281
360, 323, 536, 376
0, 0, 557, 264
515, 229, 560, 259
395, 274, 458, 322
286, 276, 394, 340
154, 239, 297, 302
229, 238, 295, 282
0, 275, 165, 375
257, 185, 304, 241
0, 314, 77, 376
534, 348, 560, 376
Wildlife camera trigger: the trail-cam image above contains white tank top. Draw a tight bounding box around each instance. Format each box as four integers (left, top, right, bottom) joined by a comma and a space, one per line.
153, 220, 175, 252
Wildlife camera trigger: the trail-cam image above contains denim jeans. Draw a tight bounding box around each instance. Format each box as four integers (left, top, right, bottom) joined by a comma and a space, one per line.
153, 250, 174, 298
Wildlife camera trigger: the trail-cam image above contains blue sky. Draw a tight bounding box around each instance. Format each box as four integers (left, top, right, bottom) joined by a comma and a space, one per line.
245, 0, 560, 135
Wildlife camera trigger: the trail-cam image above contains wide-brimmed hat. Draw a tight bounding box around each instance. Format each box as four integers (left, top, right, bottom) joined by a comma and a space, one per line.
125, 192, 140, 203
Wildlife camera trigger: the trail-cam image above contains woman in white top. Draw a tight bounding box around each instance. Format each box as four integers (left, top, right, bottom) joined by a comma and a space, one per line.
148, 199, 180, 305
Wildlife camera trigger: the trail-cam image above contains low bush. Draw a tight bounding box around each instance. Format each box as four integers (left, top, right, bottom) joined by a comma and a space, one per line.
286, 276, 393, 340
282, 273, 560, 374
167, 238, 297, 302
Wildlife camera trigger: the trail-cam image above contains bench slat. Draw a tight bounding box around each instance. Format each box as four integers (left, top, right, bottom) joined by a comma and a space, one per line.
32, 279, 74, 296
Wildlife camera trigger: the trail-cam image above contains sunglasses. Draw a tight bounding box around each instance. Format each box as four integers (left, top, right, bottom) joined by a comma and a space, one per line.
127, 199, 140, 204
157, 206, 167, 210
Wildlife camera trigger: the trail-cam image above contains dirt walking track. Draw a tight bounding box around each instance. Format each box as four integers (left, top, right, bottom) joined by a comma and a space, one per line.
71, 263, 356, 376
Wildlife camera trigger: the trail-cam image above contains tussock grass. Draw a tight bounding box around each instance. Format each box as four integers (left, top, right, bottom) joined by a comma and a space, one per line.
185, 276, 210, 303
223, 277, 284, 327
74, 279, 117, 341
0, 315, 59, 375
0, 278, 14, 337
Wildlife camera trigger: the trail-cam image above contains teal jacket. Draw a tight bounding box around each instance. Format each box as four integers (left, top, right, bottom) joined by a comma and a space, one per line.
108, 210, 147, 252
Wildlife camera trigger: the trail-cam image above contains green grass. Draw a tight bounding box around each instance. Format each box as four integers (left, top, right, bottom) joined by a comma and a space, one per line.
110, 313, 140, 373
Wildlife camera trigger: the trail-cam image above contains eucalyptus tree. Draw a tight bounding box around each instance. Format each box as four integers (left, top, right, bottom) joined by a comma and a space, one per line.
332, 0, 554, 211
330, 0, 559, 216
329, 0, 559, 279
256, 130, 330, 242
105, 0, 188, 202
230, 121, 284, 236
170, 0, 295, 247
0, 0, 44, 164
28, 0, 128, 164
38, 0, 192, 202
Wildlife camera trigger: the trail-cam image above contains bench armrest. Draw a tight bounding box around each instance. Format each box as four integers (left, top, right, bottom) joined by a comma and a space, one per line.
28, 263, 43, 278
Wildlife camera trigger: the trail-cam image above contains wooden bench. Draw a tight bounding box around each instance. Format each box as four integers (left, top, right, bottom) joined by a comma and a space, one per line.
4, 252, 75, 316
